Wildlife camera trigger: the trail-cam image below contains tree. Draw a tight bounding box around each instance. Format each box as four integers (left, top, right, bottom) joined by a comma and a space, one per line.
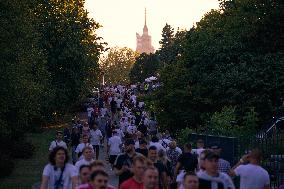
0, 0, 51, 132
129, 53, 161, 83
35, 0, 104, 113
152, 0, 284, 133
158, 23, 175, 65
100, 47, 138, 85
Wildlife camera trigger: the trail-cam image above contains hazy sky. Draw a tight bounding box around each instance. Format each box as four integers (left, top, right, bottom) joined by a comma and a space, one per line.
85, 0, 220, 50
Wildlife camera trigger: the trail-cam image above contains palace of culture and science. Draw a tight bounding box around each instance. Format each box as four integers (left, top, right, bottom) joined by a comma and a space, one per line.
136, 9, 155, 54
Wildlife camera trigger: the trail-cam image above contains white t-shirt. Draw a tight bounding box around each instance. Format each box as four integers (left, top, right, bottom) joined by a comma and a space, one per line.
138, 102, 144, 108
75, 158, 94, 173
166, 147, 182, 155
87, 107, 94, 117
108, 136, 122, 155
130, 95, 136, 104
234, 164, 270, 189
120, 121, 128, 133
115, 128, 125, 139
127, 125, 137, 134
149, 142, 166, 152
49, 140, 67, 151
100, 108, 108, 117
90, 129, 102, 145
75, 143, 93, 154
116, 99, 123, 108
176, 170, 186, 189
159, 139, 171, 148
42, 163, 77, 189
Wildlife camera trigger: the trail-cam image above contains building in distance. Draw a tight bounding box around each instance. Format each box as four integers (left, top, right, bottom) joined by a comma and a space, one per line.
136, 8, 155, 54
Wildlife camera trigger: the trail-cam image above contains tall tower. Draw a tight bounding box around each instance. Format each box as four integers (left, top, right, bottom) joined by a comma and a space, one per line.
136, 8, 155, 54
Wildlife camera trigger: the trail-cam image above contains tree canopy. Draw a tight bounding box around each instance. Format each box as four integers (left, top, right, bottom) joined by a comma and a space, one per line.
151, 0, 284, 134
0, 0, 103, 132
129, 53, 161, 83
100, 47, 138, 85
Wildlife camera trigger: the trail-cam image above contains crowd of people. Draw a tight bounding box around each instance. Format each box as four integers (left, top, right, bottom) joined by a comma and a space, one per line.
40, 84, 273, 189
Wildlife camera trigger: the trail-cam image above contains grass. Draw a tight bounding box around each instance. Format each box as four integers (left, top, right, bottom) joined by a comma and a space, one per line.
0, 129, 56, 189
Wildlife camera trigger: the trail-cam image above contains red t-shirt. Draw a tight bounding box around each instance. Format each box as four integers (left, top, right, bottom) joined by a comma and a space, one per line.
120, 177, 143, 189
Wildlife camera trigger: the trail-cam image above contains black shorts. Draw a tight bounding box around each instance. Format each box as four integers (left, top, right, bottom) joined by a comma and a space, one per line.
93, 145, 100, 152
109, 155, 117, 165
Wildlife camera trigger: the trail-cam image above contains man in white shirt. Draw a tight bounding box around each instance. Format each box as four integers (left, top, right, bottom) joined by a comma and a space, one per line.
229, 149, 270, 189
87, 105, 94, 123
49, 131, 67, 151
149, 136, 166, 152
75, 146, 94, 173
90, 124, 103, 160
100, 106, 108, 117
116, 96, 123, 109
107, 131, 122, 167
127, 123, 137, 135
75, 134, 94, 160
120, 117, 129, 133
115, 126, 125, 139
197, 151, 235, 189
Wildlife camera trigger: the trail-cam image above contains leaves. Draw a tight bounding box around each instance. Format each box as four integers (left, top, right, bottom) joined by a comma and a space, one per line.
100, 47, 138, 85
151, 0, 284, 134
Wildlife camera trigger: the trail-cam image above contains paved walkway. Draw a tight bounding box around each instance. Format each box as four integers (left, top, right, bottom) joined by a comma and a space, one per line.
97, 142, 119, 188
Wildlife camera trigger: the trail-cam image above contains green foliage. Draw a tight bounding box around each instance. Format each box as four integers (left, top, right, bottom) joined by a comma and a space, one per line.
177, 127, 196, 147
35, 0, 104, 113
209, 106, 237, 136
129, 53, 161, 83
151, 0, 284, 134
0, 0, 103, 178
158, 24, 187, 65
100, 47, 138, 85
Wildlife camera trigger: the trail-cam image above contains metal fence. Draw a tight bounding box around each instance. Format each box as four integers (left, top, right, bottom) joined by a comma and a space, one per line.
188, 130, 284, 188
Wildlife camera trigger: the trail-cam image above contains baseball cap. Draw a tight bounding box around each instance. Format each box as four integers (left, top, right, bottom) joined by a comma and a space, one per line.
125, 138, 135, 146
204, 151, 219, 160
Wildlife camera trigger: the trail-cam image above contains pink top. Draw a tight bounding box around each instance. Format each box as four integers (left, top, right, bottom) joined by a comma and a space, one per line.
76, 183, 116, 189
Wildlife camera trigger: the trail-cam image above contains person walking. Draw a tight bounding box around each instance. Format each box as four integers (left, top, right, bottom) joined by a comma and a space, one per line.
229, 149, 270, 189
114, 138, 139, 186
107, 131, 122, 167
71, 127, 81, 164
143, 166, 159, 189
40, 146, 78, 189
120, 155, 147, 189
49, 131, 68, 152
90, 124, 103, 160
148, 146, 168, 189
175, 143, 198, 178
197, 151, 235, 189
210, 145, 231, 174
75, 147, 95, 173
75, 135, 94, 160
76, 170, 115, 189
183, 172, 199, 189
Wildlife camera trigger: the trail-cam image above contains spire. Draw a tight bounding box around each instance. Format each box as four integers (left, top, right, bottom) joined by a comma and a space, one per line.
144, 8, 147, 26
143, 8, 148, 35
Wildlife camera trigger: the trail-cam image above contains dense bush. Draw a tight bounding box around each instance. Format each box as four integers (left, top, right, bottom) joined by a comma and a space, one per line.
150, 0, 284, 134
0, 154, 14, 178
10, 141, 35, 159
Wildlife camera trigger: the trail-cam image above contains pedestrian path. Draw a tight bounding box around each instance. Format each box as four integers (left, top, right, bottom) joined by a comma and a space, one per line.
97, 143, 119, 188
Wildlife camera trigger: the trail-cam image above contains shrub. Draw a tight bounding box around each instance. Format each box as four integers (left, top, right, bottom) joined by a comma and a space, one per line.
10, 140, 35, 159
0, 154, 14, 178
